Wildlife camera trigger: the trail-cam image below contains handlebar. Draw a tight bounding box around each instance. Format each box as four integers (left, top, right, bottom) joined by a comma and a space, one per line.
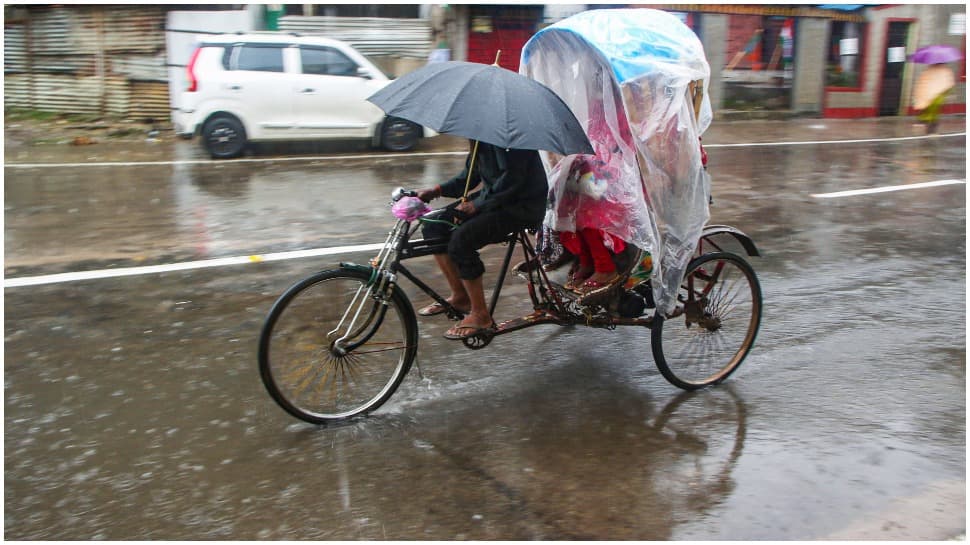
391, 187, 417, 202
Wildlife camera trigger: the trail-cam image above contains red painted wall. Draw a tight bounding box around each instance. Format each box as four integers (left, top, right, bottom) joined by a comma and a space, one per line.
466, 7, 542, 72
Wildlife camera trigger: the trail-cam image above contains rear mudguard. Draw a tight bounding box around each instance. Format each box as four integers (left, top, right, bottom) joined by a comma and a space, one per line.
700, 225, 760, 257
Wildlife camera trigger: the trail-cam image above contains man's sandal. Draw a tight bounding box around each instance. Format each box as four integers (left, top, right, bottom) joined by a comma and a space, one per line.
418, 301, 469, 317
443, 321, 496, 340
417, 302, 448, 316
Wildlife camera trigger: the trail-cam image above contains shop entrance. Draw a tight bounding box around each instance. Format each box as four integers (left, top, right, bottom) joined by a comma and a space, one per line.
878, 21, 912, 115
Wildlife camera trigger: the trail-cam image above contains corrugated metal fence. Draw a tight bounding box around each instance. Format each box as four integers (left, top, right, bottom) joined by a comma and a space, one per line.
4, 5, 170, 120
278, 15, 431, 59
4, 8, 432, 121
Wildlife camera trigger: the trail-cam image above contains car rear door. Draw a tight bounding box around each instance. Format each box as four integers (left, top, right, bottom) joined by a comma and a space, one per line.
290, 45, 386, 139
224, 43, 293, 138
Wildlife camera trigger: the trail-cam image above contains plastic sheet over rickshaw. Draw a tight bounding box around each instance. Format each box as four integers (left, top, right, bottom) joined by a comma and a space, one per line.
258, 9, 763, 425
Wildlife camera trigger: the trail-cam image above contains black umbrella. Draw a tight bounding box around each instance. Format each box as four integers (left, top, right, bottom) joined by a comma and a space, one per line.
367, 60, 594, 156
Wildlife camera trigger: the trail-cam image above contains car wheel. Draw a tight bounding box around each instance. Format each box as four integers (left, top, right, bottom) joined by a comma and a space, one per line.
202, 115, 247, 159
381, 117, 420, 152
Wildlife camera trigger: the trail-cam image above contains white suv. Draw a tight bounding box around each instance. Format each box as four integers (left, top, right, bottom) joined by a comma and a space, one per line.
174, 33, 427, 158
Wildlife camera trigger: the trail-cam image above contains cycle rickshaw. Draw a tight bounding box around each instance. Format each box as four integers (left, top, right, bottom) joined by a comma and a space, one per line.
258, 9, 763, 425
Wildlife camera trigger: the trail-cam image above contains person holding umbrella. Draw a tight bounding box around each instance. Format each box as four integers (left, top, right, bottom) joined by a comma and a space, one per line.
910, 44, 963, 134
414, 142, 547, 339
367, 58, 593, 340
913, 63, 955, 134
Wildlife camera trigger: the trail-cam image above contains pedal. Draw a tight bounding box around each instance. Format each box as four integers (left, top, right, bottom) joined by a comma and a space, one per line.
461, 329, 494, 350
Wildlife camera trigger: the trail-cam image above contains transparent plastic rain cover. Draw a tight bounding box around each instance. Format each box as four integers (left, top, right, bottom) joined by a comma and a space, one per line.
520, 8, 712, 313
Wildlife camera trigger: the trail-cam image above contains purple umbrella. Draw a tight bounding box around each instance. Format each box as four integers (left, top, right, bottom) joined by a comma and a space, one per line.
909, 44, 964, 64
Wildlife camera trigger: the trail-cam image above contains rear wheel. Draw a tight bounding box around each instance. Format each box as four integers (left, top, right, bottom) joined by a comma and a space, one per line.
380, 117, 420, 152
202, 115, 247, 159
258, 268, 418, 424
652, 252, 762, 390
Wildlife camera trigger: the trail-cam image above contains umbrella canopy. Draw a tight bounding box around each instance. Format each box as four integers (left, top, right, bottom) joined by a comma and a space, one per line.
367, 61, 594, 155
909, 44, 964, 65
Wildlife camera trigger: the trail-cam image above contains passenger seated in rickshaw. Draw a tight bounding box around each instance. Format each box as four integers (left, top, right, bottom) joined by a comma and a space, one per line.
547, 81, 641, 297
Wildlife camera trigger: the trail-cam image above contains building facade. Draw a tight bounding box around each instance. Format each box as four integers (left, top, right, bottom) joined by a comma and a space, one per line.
4, 4, 965, 122
821, 4, 966, 118
436, 3, 966, 119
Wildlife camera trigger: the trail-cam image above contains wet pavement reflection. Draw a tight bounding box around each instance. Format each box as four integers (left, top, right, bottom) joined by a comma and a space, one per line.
4, 118, 966, 539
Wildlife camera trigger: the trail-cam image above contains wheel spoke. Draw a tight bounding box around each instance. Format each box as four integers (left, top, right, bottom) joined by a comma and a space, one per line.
349, 342, 410, 355
259, 269, 416, 423
713, 282, 745, 319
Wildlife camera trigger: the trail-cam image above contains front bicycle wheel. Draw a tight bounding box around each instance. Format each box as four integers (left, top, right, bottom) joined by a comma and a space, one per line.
258, 267, 418, 424
652, 252, 762, 390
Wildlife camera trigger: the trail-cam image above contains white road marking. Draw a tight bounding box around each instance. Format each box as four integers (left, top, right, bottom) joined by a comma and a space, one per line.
4, 133, 965, 288
811, 179, 966, 199
3, 243, 384, 288
3, 151, 466, 169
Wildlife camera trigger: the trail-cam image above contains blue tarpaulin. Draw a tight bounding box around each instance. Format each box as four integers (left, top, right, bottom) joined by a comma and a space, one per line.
522, 9, 707, 84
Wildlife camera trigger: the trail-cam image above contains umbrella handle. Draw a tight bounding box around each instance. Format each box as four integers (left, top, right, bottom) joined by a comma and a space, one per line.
461, 139, 480, 202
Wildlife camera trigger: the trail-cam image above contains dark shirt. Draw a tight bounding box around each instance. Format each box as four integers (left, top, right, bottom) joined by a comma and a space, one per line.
439, 142, 549, 227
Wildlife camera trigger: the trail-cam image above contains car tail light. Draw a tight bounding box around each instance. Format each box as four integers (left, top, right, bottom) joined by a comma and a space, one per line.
186, 48, 201, 92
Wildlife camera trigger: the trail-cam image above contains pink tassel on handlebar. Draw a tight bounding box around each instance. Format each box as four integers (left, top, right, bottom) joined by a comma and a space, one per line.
391, 196, 431, 221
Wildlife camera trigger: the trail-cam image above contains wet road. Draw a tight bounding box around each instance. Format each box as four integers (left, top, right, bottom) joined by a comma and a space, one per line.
4, 118, 966, 539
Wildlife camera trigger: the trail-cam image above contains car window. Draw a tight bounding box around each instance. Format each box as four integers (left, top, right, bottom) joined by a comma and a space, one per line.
233, 45, 285, 72
300, 47, 360, 77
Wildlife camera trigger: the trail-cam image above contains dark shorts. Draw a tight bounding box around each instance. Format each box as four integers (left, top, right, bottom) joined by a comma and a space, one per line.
422, 201, 530, 280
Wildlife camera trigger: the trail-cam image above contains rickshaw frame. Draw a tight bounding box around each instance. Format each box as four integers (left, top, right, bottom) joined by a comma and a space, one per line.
257, 8, 764, 424
257, 203, 762, 424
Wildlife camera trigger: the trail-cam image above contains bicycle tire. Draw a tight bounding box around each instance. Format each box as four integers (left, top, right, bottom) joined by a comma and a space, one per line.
652, 252, 762, 390
258, 267, 418, 424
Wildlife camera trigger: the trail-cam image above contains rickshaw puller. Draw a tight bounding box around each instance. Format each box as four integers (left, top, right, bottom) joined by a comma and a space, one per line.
416, 141, 549, 340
